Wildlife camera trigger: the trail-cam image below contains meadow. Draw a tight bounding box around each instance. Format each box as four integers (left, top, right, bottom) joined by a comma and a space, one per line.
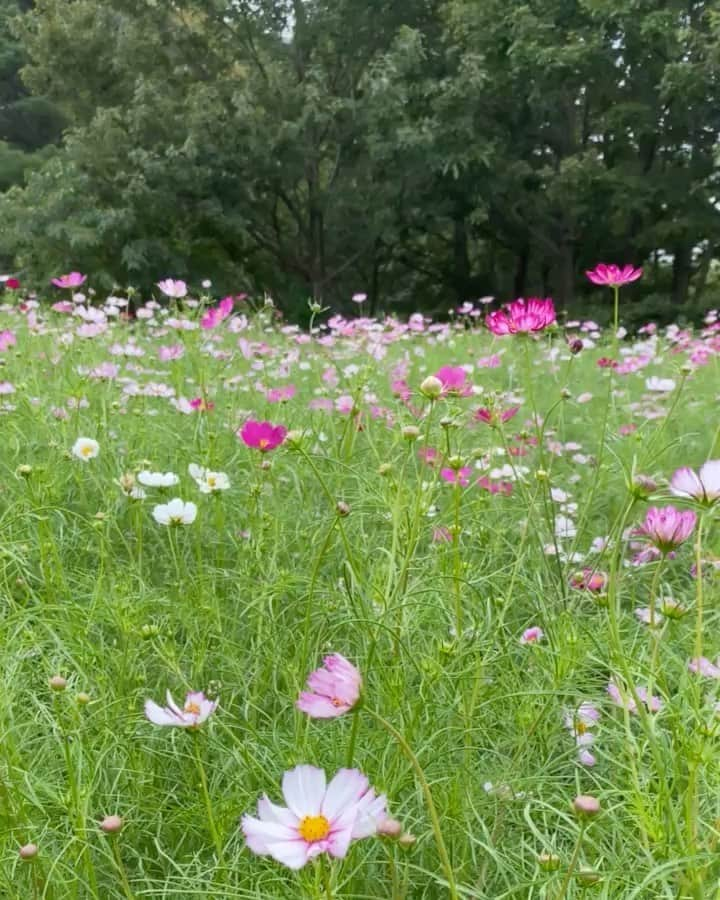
1, 271, 719, 899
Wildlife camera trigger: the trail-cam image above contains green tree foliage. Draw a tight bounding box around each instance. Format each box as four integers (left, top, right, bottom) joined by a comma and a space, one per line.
0, 0, 719, 316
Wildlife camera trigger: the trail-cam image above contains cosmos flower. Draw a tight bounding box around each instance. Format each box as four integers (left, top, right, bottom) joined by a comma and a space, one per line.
239, 420, 287, 452
188, 463, 230, 493
585, 264, 642, 287
670, 461, 720, 504
486, 298, 556, 335
297, 653, 362, 719
52, 272, 87, 289
242, 765, 386, 869
157, 279, 188, 299
636, 506, 696, 554
144, 690, 217, 727
152, 498, 197, 525
137, 471, 180, 488
72, 437, 100, 461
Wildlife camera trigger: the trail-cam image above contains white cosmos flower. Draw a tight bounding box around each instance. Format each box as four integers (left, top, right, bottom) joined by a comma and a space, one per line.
152, 498, 197, 525
188, 463, 230, 493
137, 470, 180, 487
72, 437, 100, 461
645, 376, 676, 393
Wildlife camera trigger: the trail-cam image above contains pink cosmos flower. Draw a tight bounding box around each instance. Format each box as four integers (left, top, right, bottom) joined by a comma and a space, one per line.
239, 420, 287, 452
200, 296, 233, 329
636, 506, 696, 554
670, 461, 720, 504
156, 279, 188, 299
144, 690, 217, 728
485, 298, 556, 336
266, 384, 296, 403
476, 476, 513, 495
441, 467, 471, 486
242, 765, 386, 870
4, 278, 20, 290
189, 397, 215, 411
52, 272, 87, 289
475, 406, 519, 427
564, 703, 599, 767
607, 681, 661, 714
570, 568, 607, 593
297, 653, 362, 718
158, 344, 185, 361
434, 365, 472, 397
585, 264, 643, 287
520, 626, 544, 645
0, 330, 16, 352
688, 657, 720, 679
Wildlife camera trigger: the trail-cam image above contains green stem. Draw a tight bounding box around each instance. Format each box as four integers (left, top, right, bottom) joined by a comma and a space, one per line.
193, 733, 224, 864
111, 839, 136, 900
694, 516, 705, 662
321, 855, 334, 900
345, 709, 361, 768
555, 822, 586, 900
364, 708, 458, 900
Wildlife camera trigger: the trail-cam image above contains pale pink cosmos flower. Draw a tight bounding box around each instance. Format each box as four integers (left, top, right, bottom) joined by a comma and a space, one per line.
238, 420, 287, 452
520, 626, 544, 645
242, 765, 386, 870
688, 657, 720, 679
0, 330, 16, 351
351, 293, 367, 304
636, 506, 696, 554
158, 344, 184, 361
607, 681, 661, 714
297, 653, 362, 718
670, 461, 720, 504
52, 272, 87, 289
486, 298, 556, 336
157, 279, 188, 299
585, 263, 642, 287
564, 702, 599, 767
144, 690, 217, 727
266, 384, 296, 403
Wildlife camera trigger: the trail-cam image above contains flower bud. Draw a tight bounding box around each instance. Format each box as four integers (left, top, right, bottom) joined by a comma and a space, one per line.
568, 338, 584, 355
573, 794, 601, 818
560, 388, 571, 400
285, 429, 305, 448
632, 474, 657, 498
680, 363, 693, 376
535, 469, 549, 482
336, 501, 350, 517
378, 818, 403, 838
19, 843, 38, 861
100, 815, 123, 834
49, 675, 67, 692
420, 376, 443, 400
16, 464, 32, 477
576, 866, 602, 885
402, 425, 420, 441
398, 832, 417, 847
76, 692, 91, 706
537, 851, 561, 871
447, 455, 464, 471
378, 463, 392, 477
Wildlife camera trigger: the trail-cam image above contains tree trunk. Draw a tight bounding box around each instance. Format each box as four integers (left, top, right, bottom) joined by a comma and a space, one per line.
671, 243, 692, 308
513, 244, 529, 298
452, 213, 471, 304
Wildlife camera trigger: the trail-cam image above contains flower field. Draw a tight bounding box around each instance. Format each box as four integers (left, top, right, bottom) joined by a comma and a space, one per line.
1, 273, 720, 899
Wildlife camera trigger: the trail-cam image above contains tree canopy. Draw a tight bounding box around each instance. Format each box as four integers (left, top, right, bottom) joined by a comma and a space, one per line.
1, 0, 719, 320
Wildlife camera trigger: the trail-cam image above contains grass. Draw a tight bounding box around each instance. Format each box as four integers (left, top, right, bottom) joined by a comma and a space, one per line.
0, 291, 719, 898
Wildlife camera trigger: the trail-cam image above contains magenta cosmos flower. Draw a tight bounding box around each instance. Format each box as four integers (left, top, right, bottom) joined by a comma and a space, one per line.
485, 298, 556, 336
434, 365, 472, 397
239, 420, 288, 452
200, 296, 233, 329
145, 690, 217, 727
475, 406, 519, 427
242, 765, 386, 869
297, 653, 361, 718
52, 271, 86, 289
670, 461, 720, 504
585, 264, 642, 287
636, 506, 696, 554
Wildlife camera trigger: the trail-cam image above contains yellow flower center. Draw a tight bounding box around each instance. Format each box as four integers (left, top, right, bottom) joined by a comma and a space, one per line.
576, 721, 588, 736
184, 701, 201, 715
258, 438, 269, 450
298, 814, 330, 842
207, 476, 217, 487
81, 445, 93, 456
